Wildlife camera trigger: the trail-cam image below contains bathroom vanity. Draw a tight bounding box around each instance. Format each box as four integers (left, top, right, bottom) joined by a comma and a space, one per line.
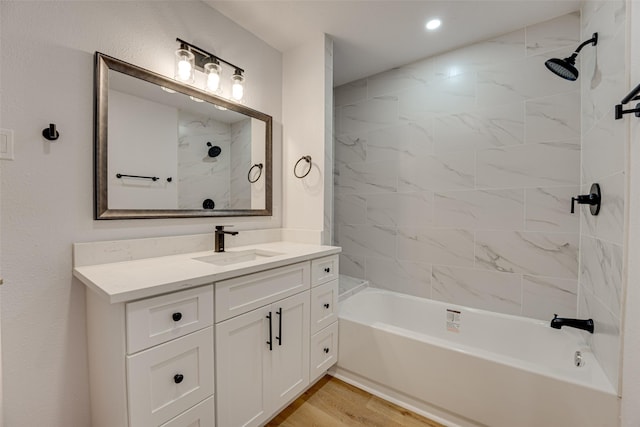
74, 237, 340, 427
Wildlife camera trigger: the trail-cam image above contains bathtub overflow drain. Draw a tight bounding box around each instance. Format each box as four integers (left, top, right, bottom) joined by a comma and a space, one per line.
574, 351, 584, 367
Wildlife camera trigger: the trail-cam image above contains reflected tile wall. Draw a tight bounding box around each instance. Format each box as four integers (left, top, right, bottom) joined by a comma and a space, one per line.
178, 111, 231, 209
334, 12, 582, 318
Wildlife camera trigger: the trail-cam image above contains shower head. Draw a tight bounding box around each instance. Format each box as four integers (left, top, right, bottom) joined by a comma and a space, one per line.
545, 56, 579, 81
545, 32, 598, 81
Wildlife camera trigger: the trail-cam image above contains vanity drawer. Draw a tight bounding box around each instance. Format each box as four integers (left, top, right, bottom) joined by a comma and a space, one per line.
311, 255, 338, 287
310, 322, 338, 382
215, 262, 310, 322
127, 327, 214, 427
310, 280, 338, 335
126, 285, 214, 354
159, 396, 215, 427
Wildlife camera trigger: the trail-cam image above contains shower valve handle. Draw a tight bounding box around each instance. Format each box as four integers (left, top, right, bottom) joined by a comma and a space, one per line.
571, 183, 601, 216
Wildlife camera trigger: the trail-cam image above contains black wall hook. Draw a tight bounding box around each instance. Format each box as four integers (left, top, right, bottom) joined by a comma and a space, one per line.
42, 123, 59, 141
571, 183, 601, 215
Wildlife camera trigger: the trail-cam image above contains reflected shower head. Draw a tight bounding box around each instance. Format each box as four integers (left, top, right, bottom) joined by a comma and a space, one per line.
545, 32, 598, 81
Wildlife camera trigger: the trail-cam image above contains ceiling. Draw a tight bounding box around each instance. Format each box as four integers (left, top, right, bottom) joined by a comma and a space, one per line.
207, 0, 582, 87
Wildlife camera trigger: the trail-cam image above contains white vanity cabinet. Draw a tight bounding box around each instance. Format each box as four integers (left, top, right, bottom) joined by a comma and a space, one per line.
214, 263, 311, 427
215, 291, 309, 427
309, 255, 339, 382
85, 285, 215, 427
77, 239, 341, 427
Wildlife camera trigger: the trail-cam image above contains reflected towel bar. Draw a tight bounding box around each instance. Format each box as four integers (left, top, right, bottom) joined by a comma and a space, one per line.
116, 173, 159, 182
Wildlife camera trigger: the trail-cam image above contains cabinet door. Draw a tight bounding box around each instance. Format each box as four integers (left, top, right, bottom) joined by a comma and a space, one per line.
216, 306, 271, 427
269, 291, 310, 412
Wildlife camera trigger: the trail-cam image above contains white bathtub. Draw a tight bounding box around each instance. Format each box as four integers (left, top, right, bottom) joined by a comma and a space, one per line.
333, 288, 619, 427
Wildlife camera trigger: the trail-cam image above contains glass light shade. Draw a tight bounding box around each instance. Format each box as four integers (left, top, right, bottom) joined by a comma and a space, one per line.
204, 62, 222, 93
231, 72, 245, 101
174, 48, 195, 83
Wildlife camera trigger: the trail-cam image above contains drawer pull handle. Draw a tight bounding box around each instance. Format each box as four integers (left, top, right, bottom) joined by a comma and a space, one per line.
174, 374, 184, 384
324, 347, 330, 354
324, 303, 330, 309
172, 312, 183, 322
324, 267, 331, 273
266, 312, 273, 351
276, 307, 282, 346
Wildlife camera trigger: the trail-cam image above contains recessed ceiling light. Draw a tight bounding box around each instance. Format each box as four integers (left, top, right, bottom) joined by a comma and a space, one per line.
426, 19, 441, 31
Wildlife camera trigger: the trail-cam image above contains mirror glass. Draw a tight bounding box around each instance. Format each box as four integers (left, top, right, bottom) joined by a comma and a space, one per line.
94, 53, 272, 219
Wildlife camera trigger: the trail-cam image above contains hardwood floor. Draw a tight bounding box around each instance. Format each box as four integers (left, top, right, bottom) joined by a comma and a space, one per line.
266, 376, 445, 427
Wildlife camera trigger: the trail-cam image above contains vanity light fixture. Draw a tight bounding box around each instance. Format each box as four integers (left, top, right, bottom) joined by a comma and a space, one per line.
175, 38, 246, 101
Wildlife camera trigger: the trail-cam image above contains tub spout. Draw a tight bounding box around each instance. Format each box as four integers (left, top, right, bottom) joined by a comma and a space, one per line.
550, 314, 594, 334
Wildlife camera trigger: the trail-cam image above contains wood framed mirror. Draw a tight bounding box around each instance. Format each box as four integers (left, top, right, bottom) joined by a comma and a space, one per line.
94, 52, 272, 219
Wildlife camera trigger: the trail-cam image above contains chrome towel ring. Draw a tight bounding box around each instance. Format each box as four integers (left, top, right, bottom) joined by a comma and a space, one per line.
248, 163, 263, 183
294, 155, 312, 179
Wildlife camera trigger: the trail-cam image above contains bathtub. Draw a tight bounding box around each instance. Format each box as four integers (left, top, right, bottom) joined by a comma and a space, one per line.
332, 288, 619, 427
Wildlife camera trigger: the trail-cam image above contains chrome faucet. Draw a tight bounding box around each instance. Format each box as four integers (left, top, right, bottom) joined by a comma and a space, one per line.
550, 314, 594, 334
214, 226, 239, 253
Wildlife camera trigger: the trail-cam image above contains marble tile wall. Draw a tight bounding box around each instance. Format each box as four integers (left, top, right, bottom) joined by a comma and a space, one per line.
334, 12, 583, 320
579, 0, 627, 391
230, 119, 252, 209
178, 111, 231, 209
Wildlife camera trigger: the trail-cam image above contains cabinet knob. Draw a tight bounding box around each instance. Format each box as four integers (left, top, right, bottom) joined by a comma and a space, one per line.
324, 347, 330, 354
174, 374, 184, 384
172, 312, 183, 322
324, 303, 330, 309
324, 267, 331, 273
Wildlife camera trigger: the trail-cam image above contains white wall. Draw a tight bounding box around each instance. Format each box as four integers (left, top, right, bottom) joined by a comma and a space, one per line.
109, 90, 179, 209
282, 33, 331, 240
0, 2, 282, 426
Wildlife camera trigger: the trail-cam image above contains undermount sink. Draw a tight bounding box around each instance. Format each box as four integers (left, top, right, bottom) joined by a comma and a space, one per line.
193, 249, 284, 266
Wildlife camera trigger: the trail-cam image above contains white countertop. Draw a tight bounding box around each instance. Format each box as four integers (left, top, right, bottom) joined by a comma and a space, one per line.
74, 241, 341, 304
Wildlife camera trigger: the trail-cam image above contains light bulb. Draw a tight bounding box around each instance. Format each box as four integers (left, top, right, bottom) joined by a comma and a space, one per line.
177, 58, 192, 80
174, 48, 195, 83
231, 71, 244, 101
204, 62, 221, 92
208, 73, 220, 91
232, 82, 243, 100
